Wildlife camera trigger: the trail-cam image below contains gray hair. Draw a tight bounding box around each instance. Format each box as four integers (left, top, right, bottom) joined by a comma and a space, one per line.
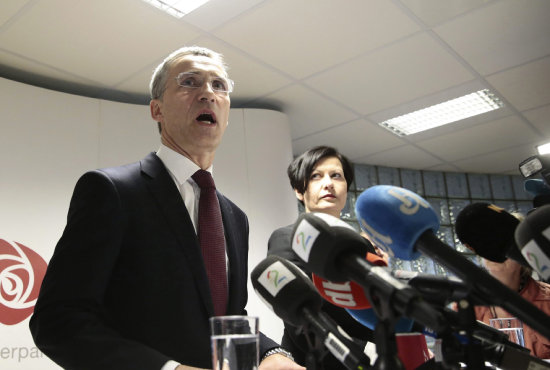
149, 46, 228, 100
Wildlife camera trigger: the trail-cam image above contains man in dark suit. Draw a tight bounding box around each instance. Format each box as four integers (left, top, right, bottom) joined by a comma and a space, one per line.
29, 46, 304, 370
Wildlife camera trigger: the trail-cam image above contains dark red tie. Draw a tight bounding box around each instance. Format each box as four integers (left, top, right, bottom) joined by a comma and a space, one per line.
192, 169, 228, 316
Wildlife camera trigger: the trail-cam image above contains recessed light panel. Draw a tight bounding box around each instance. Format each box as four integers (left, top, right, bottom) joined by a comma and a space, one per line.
142, 0, 210, 18
379, 89, 504, 136
537, 143, 550, 155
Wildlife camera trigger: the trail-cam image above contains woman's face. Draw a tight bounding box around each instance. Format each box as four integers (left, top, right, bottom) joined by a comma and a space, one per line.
296, 156, 348, 218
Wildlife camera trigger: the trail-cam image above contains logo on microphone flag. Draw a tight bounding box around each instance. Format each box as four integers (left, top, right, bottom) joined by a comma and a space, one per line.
522, 229, 550, 280
387, 187, 431, 216
0, 239, 47, 325
257, 261, 295, 297
292, 219, 320, 263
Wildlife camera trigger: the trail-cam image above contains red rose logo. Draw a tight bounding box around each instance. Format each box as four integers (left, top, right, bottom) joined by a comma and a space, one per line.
0, 239, 47, 325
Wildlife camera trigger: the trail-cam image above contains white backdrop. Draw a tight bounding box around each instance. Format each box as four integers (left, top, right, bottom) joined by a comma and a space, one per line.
0, 77, 298, 369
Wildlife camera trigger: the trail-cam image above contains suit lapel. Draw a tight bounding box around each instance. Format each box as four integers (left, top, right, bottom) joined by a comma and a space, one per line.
140, 153, 215, 316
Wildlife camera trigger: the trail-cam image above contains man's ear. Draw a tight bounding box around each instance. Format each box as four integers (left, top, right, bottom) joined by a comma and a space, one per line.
150, 99, 163, 123
294, 189, 304, 202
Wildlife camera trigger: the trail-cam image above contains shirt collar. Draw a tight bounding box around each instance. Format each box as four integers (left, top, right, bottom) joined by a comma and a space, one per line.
156, 144, 213, 185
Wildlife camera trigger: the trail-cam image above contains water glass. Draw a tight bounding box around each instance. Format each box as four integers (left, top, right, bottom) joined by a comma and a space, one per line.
210, 315, 259, 370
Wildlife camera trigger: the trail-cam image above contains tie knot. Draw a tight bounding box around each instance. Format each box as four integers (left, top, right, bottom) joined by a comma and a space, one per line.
192, 169, 216, 189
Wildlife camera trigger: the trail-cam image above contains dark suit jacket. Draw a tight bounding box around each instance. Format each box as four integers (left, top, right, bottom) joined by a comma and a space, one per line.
29, 153, 277, 370
268, 224, 374, 369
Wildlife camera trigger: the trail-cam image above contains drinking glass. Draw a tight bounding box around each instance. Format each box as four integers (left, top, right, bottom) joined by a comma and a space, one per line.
210, 315, 259, 370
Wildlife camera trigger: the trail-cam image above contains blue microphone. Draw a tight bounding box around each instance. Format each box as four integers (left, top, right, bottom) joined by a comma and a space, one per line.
355, 185, 439, 260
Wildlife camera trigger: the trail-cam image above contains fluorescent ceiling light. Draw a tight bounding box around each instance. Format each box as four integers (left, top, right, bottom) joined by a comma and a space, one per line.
379, 89, 504, 136
141, 0, 210, 18
537, 142, 550, 155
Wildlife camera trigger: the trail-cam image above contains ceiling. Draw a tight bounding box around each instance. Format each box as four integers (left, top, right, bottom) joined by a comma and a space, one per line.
1, 0, 549, 175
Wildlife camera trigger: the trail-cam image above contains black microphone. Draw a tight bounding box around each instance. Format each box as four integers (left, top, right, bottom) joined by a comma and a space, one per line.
455, 202, 529, 267
355, 184, 550, 341
290, 212, 448, 334
251, 255, 371, 370
515, 204, 550, 282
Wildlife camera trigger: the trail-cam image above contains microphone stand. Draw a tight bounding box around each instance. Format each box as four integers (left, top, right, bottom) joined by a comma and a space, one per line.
365, 289, 405, 370
297, 326, 325, 370
416, 231, 550, 340
445, 297, 488, 369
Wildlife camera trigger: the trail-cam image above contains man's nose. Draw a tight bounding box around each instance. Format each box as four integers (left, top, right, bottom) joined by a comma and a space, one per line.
198, 81, 216, 101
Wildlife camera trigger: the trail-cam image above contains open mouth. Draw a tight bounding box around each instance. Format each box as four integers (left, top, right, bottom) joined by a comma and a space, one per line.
196, 113, 216, 124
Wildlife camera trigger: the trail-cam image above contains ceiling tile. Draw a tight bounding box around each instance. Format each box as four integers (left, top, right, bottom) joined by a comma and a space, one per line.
487, 57, 550, 112
115, 36, 294, 99
452, 144, 536, 174
400, 0, 492, 27
355, 144, 443, 170
0, 0, 201, 86
292, 119, 404, 160
192, 37, 294, 103
523, 105, 550, 137
213, 0, 420, 79
181, 0, 264, 31
0, 50, 100, 86
262, 84, 359, 138
416, 115, 540, 162
435, 0, 550, 75
0, 0, 32, 26
423, 163, 462, 172
304, 33, 474, 115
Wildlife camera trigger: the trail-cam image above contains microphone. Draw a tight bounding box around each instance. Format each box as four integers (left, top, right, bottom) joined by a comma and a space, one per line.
355, 185, 550, 341
525, 179, 550, 209
454, 202, 529, 267
524, 178, 550, 197
311, 252, 388, 310
251, 255, 371, 369
406, 274, 485, 307
515, 204, 550, 282
291, 212, 448, 333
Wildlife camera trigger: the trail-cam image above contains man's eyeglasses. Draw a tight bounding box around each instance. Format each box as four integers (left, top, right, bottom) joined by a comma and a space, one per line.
175, 72, 234, 95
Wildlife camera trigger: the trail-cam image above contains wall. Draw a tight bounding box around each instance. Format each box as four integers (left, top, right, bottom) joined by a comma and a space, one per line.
0, 77, 297, 369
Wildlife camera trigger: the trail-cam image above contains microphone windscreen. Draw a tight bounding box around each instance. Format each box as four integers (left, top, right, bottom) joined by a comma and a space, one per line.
292, 212, 374, 281
251, 255, 323, 326
455, 203, 519, 263
515, 204, 550, 280
533, 194, 550, 208
355, 185, 439, 260
524, 179, 550, 197
312, 274, 371, 309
